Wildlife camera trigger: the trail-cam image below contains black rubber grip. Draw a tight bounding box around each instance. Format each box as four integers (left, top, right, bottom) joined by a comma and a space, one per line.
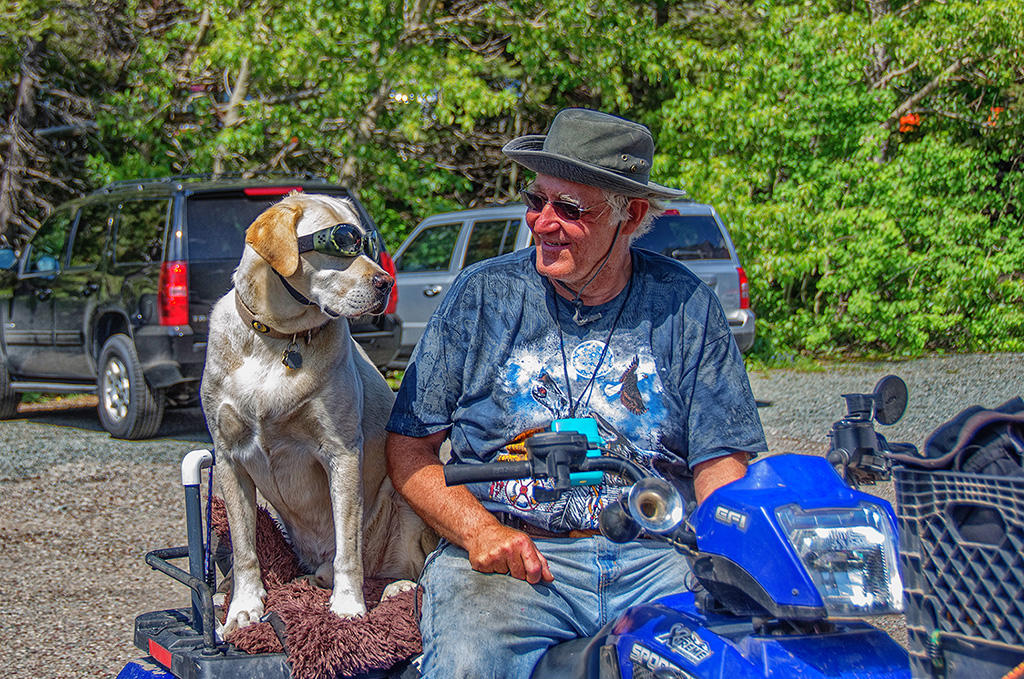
443, 461, 533, 486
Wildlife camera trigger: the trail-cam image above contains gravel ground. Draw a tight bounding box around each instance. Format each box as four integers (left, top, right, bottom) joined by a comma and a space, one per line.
1, 353, 1021, 678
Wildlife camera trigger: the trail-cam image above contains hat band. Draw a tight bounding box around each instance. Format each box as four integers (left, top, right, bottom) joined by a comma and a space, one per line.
543, 143, 651, 184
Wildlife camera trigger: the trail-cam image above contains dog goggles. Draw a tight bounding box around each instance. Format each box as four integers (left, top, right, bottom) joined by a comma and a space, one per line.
296, 223, 382, 260
519, 189, 608, 222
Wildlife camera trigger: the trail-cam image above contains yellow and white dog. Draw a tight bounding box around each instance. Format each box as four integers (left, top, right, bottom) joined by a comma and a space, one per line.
201, 193, 434, 635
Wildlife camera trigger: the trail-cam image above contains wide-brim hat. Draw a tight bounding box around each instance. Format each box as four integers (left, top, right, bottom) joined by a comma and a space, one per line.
502, 108, 685, 200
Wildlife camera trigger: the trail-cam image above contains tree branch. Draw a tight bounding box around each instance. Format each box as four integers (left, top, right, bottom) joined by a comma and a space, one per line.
880, 56, 970, 131
915, 107, 988, 128
873, 60, 919, 90
1, 41, 42, 246
213, 56, 251, 175
339, 80, 392, 184
177, 7, 211, 83
895, 0, 937, 19
257, 88, 325, 106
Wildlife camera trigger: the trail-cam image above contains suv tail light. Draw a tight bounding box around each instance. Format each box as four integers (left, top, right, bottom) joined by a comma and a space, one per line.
159, 261, 190, 325
243, 187, 303, 196
379, 251, 398, 315
737, 266, 750, 310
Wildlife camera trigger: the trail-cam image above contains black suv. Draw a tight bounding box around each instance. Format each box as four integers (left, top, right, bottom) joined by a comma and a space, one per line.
0, 176, 401, 439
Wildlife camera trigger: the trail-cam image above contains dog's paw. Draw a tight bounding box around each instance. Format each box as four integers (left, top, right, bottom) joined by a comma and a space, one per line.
329, 589, 367, 619
382, 579, 417, 600
218, 592, 266, 637
314, 562, 334, 589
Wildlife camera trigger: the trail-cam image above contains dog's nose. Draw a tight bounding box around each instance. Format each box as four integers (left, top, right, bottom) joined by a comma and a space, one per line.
372, 273, 393, 291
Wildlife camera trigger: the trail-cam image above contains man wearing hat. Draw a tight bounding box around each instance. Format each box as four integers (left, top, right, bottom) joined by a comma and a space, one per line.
385, 109, 766, 678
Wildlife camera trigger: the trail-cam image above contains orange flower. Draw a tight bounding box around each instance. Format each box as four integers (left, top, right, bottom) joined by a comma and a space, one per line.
899, 113, 921, 133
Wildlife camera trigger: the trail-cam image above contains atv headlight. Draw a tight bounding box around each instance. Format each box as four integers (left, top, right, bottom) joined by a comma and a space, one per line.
777, 503, 903, 617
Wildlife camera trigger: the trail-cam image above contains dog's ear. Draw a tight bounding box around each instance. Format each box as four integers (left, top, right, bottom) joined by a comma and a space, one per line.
245, 202, 303, 276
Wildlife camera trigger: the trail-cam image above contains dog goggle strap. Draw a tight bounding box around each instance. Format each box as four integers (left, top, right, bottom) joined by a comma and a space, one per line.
296, 223, 381, 260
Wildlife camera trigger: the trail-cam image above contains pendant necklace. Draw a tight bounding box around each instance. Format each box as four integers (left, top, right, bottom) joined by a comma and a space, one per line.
555, 275, 633, 418
553, 221, 625, 326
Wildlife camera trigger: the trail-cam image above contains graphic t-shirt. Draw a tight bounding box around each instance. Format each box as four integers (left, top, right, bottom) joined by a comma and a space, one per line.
387, 248, 766, 532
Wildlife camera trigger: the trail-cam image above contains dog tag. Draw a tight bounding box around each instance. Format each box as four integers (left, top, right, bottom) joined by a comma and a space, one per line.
282, 343, 303, 370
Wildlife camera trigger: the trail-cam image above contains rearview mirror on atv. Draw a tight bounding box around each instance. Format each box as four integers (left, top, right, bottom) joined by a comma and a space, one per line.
827, 375, 909, 485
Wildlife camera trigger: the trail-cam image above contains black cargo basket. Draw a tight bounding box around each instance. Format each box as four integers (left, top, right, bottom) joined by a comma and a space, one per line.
894, 467, 1024, 679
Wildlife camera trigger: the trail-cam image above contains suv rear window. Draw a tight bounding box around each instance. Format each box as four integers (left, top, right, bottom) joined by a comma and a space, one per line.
636, 214, 730, 261
185, 194, 281, 261
185, 190, 364, 262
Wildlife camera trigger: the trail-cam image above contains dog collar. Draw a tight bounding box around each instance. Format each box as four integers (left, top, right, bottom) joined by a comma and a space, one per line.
234, 291, 328, 342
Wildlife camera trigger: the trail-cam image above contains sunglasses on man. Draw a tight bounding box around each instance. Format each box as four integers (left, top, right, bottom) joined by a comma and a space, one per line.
296, 223, 382, 260
519, 189, 608, 222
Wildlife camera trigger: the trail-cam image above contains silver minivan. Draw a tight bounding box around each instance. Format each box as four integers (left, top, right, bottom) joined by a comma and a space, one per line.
390, 201, 754, 366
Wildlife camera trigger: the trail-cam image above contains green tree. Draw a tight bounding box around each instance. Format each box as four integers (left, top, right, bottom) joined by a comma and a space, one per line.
84, 0, 678, 247
4, 0, 1020, 358
0, 0, 130, 245
653, 0, 1024, 356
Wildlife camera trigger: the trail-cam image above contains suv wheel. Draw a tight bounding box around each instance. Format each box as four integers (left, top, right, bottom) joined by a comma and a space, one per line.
97, 334, 165, 439
0, 358, 22, 419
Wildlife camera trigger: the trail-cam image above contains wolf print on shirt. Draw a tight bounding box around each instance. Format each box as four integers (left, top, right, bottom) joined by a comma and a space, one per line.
618, 356, 648, 415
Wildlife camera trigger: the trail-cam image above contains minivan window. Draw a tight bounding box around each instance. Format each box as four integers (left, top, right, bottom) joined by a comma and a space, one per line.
463, 218, 520, 267
636, 214, 730, 261
397, 222, 461, 272
26, 208, 74, 273
114, 199, 171, 264
69, 203, 113, 268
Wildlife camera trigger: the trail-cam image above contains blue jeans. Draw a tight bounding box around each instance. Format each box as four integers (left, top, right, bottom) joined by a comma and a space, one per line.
417, 536, 692, 679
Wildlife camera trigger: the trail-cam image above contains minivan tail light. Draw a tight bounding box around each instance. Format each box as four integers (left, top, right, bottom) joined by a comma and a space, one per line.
379, 251, 398, 315
663, 208, 680, 216
737, 266, 750, 310
159, 260, 190, 325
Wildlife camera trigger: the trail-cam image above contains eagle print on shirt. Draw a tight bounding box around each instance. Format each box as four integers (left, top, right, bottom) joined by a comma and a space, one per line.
531, 371, 570, 419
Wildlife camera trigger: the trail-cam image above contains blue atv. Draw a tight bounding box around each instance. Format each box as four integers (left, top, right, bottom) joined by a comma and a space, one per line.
118, 376, 1022, 679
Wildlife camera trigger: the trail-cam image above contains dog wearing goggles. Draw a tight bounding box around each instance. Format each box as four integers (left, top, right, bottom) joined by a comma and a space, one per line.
201, 192, 436, 636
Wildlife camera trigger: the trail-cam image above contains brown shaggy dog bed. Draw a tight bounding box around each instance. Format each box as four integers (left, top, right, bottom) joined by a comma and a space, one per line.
210, 497, 422, 679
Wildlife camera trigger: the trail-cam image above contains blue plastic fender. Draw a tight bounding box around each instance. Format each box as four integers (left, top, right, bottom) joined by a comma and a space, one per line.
609, 594, 910, 679
688, 454, 902, 615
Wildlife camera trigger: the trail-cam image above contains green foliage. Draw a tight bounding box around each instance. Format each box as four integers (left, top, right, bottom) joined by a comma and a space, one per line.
653, 0, 1024, 359
3, 0, 1021, 358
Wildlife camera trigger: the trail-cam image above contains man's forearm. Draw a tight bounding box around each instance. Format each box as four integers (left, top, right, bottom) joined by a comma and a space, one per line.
386, 431, 555, 584
692, 451, 749, 505
385, 431, 503, 549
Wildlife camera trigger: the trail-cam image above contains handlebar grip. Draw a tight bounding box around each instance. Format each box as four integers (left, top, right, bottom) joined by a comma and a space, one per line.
443, 461, 533, 486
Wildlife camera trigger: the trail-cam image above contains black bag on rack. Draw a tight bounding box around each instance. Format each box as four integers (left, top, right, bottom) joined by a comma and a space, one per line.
891, 396, 1024, 543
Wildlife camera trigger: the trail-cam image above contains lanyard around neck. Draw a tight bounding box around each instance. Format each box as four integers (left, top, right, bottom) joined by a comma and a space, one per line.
555, 275, 633, 418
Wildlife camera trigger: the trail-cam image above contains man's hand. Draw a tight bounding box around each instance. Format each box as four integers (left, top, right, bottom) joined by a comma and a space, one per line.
387, 431, 555, 585
465, 523, 554, 585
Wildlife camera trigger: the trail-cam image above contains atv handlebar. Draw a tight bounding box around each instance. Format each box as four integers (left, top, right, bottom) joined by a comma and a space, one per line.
826, 375, 920, 487
441, 430, 694, 547
442, 430, 650, 491
443, 460, 533, 485
441, 456, 648, 486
